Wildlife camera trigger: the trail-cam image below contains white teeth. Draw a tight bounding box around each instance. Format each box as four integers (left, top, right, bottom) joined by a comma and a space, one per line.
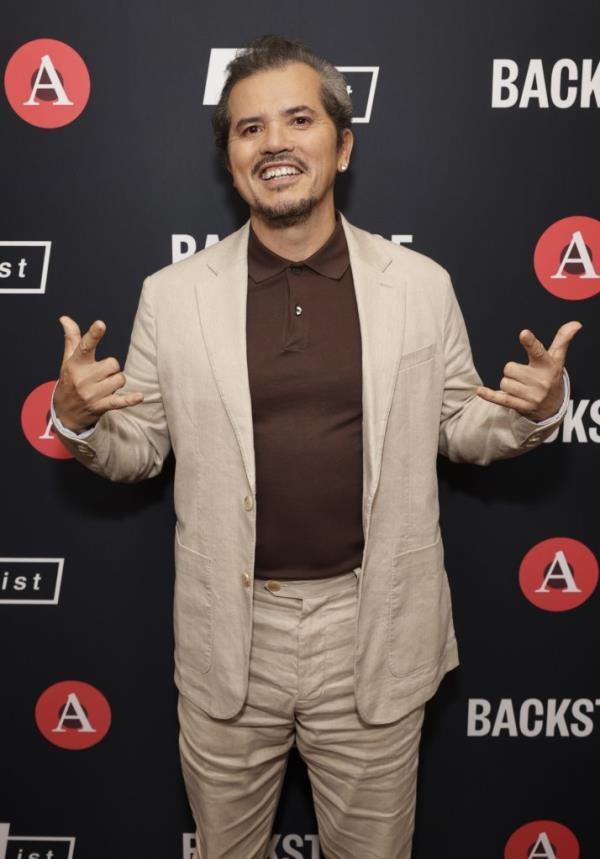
261, 166, 301, 179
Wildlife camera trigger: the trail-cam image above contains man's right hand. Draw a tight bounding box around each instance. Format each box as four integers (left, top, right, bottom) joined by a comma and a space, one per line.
53, 316, 144, 432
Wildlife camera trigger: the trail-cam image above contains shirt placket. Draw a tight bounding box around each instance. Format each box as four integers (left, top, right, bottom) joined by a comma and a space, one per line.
283, 264, 308, 351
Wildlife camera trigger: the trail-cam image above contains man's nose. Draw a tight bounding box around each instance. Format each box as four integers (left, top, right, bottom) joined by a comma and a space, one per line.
261, 119, 293, 154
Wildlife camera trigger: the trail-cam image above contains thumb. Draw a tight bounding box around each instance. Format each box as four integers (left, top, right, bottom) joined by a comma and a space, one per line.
59, 315, 82, 362
548, 320, 583, 363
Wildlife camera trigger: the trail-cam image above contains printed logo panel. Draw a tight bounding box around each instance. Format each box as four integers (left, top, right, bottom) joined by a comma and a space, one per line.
505, 820, 579, 858
0, 824, 75, 859
468, 698, 600, 738
35, 681, 112, 750
492, 59, 600, 108
184, 833, 321, 858
543, 399, 600, 443
0, 558, 64, 604
0, 242, 51, 294
171, 231, 410, 264
202, 49, 378, 122
4, 39, 90, 128
534, 216, 600, 300
519, 538, 598, 611
21, 381, 73, 460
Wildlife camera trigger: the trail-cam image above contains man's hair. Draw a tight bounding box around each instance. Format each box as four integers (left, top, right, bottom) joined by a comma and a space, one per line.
212, 34, 353, 158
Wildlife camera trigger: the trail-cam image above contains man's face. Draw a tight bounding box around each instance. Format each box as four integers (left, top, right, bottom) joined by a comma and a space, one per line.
226, 62, 352, 227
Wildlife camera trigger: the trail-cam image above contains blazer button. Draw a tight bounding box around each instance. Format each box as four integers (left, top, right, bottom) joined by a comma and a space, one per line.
243, 495, 254, 511
241, 573, 251, 588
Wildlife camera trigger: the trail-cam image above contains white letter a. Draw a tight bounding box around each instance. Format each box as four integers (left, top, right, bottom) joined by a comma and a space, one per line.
528, 831, 557, 858
535, 550, 582, 593
551, 230, 600, 280
23, 55, 74, 106
51, 692, 97, 733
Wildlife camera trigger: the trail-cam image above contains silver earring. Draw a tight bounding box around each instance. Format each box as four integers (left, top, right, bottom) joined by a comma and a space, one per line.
339, 163, 348, 172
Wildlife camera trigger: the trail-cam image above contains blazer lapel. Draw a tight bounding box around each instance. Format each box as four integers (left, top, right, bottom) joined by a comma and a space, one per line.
194, 222, 256, 492
341, 215, 407, 535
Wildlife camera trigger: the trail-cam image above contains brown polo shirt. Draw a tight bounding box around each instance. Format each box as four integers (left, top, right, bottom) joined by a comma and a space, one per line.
247, 216, 364, 580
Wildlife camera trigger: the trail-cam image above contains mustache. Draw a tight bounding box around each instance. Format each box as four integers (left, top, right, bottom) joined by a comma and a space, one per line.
252, 154, 308, 176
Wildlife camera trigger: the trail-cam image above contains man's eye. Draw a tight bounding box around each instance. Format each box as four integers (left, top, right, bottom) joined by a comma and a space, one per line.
243, 125, 260, 135
293, 116, 310, 126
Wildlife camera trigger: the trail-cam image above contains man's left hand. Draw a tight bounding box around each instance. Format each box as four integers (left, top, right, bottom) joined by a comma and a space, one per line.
477, 321, 582, 421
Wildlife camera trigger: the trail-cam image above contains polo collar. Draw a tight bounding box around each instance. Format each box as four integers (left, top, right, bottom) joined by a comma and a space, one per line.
248, 213, 350, 283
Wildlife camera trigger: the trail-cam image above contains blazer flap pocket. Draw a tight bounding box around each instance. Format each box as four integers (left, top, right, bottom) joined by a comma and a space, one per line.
388, 537, 447, 679
174, 527, 212, 675
175, 525, 211, 561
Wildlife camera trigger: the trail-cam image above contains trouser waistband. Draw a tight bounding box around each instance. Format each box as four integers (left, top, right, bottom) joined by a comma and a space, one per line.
254, 567, 360, 600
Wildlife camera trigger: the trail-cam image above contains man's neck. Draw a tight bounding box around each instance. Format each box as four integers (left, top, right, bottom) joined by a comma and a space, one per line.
250, 202, 337, 262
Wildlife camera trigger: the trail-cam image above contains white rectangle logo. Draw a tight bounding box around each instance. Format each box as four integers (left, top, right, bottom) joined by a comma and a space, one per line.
336, 66, 379, 123
0, 241, 51, 294
0, 558, 64, 605
202, 50, 379, 123
0, 825, 75, 859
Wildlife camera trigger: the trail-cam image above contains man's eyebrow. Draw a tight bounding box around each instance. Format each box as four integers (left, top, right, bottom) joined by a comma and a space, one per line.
282, 105, 316, 117
234, 115, 262, 133
234, 105, 317, 133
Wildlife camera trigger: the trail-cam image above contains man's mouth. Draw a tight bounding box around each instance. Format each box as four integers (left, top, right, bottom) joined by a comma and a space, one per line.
259, 164, 303, 181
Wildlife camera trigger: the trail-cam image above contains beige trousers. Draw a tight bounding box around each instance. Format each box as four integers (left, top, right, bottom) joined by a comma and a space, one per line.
178, 569, 424, 859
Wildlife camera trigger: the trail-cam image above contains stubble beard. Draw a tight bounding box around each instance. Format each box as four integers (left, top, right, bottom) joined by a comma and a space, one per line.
251, 194, 319, 229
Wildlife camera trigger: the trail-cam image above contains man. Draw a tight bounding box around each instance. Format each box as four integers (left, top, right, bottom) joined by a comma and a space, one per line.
52, 35, 579, 859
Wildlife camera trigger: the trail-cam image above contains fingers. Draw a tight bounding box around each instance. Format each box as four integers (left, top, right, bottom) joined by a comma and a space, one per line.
519, 322, 582, 368
92, 371, 126, 397
92, 356, 121, 381
477, 385, 532, 414
95, 391, 144, 413
76, 320, 107, 362
499, 376, 531, 401
59, 315, 81, 362
548, 320, 583, 362
519, 329, 547, 365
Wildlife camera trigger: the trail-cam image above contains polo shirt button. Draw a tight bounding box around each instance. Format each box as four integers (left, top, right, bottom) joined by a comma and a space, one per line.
290, 265, 302, 275
243, 495, 254, 511
241, 573, 251, 588
295, 304, 303, 316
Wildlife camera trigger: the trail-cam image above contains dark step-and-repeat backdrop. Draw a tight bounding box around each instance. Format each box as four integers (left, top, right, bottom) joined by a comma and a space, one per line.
2, 2, 599, 857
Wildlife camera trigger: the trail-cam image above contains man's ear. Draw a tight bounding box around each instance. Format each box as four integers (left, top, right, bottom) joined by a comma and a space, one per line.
340, 127, 354, 163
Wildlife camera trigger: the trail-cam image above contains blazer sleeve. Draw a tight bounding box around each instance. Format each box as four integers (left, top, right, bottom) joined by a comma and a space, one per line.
53, 276, 172, 482
437, 272, 566, 464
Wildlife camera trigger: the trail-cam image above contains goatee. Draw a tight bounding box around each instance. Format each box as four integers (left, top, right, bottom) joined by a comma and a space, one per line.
251, 196, 318, 229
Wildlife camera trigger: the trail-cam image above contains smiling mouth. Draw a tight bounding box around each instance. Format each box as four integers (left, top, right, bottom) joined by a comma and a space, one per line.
259, 165, 303, 181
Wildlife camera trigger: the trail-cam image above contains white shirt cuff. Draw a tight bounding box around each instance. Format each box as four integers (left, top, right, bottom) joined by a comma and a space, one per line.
50, 384, 96, 440
529, 369, 570, 428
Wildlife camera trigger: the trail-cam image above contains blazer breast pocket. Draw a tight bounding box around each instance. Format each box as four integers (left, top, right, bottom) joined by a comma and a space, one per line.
173, 530, 213, 675
398, 342, 437, 372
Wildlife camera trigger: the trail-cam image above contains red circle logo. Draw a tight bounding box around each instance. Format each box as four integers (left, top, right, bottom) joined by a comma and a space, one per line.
35, 680, 111, 750
505, 820, 579, 858
21, 380, 73, 459
519, 537, 598, 612
534, 215, 600, 300
4, 39, 90, 128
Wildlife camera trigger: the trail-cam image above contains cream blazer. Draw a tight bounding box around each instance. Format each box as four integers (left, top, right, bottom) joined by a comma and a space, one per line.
56, 215, 560, 723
